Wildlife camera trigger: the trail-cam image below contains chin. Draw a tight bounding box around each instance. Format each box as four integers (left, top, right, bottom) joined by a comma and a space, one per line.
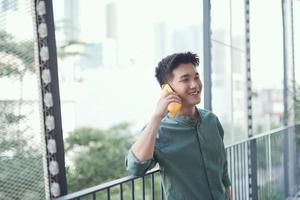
193, 96, 201, 104
187, 99, 201, 107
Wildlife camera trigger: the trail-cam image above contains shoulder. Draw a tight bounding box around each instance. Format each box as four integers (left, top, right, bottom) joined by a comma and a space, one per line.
197, 107, 219, 121
197, 108, 224, 138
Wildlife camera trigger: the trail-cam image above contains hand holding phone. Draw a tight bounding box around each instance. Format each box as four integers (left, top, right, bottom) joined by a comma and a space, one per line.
160, 84, 182, 118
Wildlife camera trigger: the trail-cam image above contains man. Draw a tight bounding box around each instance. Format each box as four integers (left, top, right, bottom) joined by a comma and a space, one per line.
125, 52, 232, 199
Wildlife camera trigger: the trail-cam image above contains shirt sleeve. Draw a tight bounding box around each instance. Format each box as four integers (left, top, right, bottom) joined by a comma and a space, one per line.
222, 160, 231, 187
216, 117, 232, 188
125, 149, 157, 176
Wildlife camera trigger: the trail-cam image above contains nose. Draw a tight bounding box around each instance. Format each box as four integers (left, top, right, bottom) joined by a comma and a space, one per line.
190, 79, 198, 89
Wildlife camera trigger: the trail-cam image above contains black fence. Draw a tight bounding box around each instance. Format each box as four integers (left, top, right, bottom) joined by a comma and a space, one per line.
56, 125, 300, 200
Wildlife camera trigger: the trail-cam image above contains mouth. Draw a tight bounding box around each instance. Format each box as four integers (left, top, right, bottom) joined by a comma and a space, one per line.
188, 91, 200, 96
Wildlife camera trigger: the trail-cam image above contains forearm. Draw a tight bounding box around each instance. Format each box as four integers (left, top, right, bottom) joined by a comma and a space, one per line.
226, 186, 232, 200
131, 115, 162, 161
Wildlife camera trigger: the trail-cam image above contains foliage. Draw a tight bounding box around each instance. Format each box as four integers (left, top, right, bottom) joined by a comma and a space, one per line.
291, 83, 300, 147
65, 123, 165, 200
0, 30, 45, 199
0, 102, 45, 200
258, 184, 284, 200
0, 31, 35, 77
256, 134, 283, 169
293, 83, 300, 123
65, 123, 134, 193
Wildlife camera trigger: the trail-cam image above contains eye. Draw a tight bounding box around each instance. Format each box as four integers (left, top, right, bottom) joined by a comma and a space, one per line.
180, 79, 189, 82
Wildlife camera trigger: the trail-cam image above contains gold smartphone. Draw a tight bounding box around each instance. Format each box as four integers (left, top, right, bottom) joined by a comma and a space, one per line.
161, 84, 182, 117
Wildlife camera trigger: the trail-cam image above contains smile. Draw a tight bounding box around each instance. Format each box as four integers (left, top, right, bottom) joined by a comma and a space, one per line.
189, 91, 200, 95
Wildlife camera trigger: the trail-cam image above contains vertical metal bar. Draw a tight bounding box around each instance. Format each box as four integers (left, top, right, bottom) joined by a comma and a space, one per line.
131, 180, 135, 200
230, 147, 235, 200
120, 183, 123, 200
239, 144, 242, 200
241, 144, 244, 200
151, 174, 155, 200
142, 176, 145, 200
93, 192, 96, 200
281, 0, 290, 197
234, 145, 237, 199
282, 0, 288, 127
244, 142, 247, 200
237, 145, 240, 199
107, 188, 110, 200
244, 0, 254, 198
290, 0, 296, 119
258, 140, 261, 198
236, 145, 240, 199
241, 143, 245, 200
244, 0, 253, 139
250, 140, 258, 200
268, 135, 272, 196
35, 0, 67, 196
265, 139, 268, 198
161, 183, 164, 200
203, 0, 212, 111
283, 133, 289, 198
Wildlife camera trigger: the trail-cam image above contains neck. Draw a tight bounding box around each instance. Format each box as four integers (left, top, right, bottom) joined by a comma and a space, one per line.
179, 106, 199, 122
179, 106, 197, 117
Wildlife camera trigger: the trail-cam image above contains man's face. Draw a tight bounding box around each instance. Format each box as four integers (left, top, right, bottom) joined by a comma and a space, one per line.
169, 63, 202, 107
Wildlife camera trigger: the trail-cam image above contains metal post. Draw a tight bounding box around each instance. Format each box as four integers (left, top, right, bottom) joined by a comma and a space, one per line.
35, 0, 67, 197
203, 0, 212, 111
250, 140, 258, 200
281, 0, 290, 198
243, 0, 257, 199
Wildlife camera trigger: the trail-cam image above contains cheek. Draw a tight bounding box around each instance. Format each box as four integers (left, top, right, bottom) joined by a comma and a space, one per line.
198, 81, 203, 90
175, 88, 187, 98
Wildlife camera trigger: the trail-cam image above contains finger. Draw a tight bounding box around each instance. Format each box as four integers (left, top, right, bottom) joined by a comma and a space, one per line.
166, 95, 182, 103
161, 91, 176, 98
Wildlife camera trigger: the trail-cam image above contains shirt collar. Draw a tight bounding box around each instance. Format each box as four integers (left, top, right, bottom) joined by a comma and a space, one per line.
167, 107, 202, 126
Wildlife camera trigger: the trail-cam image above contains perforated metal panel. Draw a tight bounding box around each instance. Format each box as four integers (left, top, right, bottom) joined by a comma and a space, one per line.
0, 0, 49, 199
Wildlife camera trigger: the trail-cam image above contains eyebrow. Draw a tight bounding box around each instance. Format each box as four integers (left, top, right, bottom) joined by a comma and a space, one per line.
179, 72, 199, 79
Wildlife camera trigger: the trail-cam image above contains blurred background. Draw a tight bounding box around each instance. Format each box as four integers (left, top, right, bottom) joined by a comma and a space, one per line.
1, 0, 300, 199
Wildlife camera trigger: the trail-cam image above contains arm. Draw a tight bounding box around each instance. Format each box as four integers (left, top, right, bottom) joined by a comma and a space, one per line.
126, 91, 181, 175
226, 186, 232, 200
216, 117, 232, 193
131, 91, 181, 161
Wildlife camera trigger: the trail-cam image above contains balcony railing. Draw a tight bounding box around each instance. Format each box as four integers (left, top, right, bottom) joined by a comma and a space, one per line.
56, 125, 300, 200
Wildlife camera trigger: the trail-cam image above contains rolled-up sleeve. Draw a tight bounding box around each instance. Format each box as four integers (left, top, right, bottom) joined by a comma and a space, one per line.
216, 117, 231, 188
222, 160, 231, 187
125, 149, 157, 176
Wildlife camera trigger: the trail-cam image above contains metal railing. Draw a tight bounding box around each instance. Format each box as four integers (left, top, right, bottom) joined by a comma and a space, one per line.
56, 125, 300, 200
55, 168, 164, 200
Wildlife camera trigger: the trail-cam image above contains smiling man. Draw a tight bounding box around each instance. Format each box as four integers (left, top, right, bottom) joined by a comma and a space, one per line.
125, 52, 232, 200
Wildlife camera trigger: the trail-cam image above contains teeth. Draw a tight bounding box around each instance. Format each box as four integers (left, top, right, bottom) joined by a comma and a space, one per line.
190, 91, 199, 95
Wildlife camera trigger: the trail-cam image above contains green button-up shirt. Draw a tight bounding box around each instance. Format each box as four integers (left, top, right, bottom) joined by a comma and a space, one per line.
126, 108, 231, 200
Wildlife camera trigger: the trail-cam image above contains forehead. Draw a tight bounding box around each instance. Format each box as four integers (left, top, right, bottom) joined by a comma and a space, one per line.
172, 63, 198, 78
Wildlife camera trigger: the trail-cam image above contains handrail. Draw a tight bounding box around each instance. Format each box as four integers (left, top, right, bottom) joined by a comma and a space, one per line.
55, 124, 300, 200
225, 124, 297, 148
55, 168, 160, 200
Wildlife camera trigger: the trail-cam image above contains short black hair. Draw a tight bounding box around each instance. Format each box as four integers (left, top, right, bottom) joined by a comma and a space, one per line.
155, 52, 199, 86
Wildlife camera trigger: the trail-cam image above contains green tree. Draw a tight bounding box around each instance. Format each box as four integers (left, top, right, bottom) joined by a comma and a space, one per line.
65, 123, 134, 193
0, 31, 35, 77
0, 102, 45, 199
0, 31, 45, 199
258, 184, 284, 200
65, 124, 164, 200
291, 82, 300, 147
